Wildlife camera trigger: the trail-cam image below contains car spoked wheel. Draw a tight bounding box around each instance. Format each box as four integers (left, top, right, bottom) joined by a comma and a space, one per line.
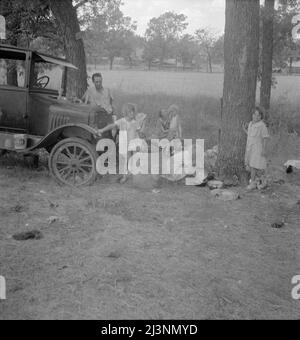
49, 138, 98, 186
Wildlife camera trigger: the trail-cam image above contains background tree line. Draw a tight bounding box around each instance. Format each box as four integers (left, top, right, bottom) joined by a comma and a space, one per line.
1, 0, 299, 95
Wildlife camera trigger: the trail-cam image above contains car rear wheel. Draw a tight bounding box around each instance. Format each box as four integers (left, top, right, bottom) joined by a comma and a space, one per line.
49, 138, 98, 187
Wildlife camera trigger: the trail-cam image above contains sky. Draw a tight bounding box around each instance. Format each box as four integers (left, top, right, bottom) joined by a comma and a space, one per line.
122, 0, 226, 37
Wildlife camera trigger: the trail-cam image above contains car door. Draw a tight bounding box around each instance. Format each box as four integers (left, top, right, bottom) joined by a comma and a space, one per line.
0, 49, 28, 132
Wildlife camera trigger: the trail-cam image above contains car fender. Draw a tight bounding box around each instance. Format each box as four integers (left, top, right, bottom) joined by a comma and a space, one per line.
25, 123, 99, 152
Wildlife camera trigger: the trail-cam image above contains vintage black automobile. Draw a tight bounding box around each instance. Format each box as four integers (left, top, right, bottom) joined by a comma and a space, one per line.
0, 44, 112, 186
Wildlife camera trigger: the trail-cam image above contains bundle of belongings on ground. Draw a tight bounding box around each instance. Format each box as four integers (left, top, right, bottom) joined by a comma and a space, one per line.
285, 160, 300, 173
160, 144, 219, 185
251, 160, 300, 191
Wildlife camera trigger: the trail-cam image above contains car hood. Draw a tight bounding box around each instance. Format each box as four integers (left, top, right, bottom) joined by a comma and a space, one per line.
50, 100, 92, 115
49, 100, 92, 130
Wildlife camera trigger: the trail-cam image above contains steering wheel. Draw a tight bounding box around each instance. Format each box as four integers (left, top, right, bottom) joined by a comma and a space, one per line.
35, 76, 50, 89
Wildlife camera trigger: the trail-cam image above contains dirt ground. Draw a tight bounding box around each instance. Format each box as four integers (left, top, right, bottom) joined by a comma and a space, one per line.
0, 154, 299, 320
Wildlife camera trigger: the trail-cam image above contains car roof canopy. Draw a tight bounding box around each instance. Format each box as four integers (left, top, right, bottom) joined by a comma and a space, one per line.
0, 44, 77, 70
34, 53, 78, 70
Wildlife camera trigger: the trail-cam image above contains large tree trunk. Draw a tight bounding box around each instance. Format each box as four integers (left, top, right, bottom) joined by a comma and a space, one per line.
217, 0, 260, 182
207, 50, 213, 73
49, 0, 87, 99
260, 0, 275, 118
109, 56, 114, 70
128, 56, 133, 69
289, 57, 294, 74
159, 43, 166, 68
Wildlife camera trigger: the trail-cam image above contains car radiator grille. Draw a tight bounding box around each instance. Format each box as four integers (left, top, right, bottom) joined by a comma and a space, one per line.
50, 115, 70, 130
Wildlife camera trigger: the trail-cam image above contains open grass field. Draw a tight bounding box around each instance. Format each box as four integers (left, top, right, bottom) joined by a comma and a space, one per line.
94, 69, 300, 104
0, 68, 300, 320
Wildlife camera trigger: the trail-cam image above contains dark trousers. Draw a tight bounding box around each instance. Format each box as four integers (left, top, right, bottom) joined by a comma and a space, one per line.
90, 107, 114, 139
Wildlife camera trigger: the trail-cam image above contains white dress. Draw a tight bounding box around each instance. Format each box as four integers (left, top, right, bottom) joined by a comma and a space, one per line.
245, 121, 269, 170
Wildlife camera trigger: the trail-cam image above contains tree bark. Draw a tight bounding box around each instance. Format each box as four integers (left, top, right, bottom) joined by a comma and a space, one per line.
289, 57, 293, 74
49, 0, 87, 99
129, 56, 133, 69
207, 50, 213, 73
109, 56, 114, 70
260, 0, 275, 117
217, 0, 260, 182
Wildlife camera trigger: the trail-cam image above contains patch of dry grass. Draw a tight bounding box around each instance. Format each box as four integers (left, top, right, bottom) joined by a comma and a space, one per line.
0, 165, 299, 320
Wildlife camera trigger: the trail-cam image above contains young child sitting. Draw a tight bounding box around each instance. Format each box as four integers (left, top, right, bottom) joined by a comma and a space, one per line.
167, 104, 183, 140
156, 105, 182, 140
243, 107, 270, 190
98, 103, 144, 184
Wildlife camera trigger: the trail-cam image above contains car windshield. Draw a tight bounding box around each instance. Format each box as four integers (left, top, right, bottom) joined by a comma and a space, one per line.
32, 60, 63, 91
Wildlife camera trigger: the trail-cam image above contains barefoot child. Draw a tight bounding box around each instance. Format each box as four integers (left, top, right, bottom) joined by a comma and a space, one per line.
98, 103, 142, 184
243, 107, 270, 190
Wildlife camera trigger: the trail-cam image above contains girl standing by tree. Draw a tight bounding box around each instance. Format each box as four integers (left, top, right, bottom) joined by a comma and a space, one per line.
243, 107, 270, 190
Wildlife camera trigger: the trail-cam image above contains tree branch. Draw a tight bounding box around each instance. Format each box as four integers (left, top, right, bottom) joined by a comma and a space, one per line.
74, 0, 89, 10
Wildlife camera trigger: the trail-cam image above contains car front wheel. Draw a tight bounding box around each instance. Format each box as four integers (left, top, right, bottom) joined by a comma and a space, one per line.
49, 138, 98, 186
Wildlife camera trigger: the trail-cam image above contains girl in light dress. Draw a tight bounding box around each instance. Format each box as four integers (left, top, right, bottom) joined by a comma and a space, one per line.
243, 107, 270, 190
98, 103, 147, 184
